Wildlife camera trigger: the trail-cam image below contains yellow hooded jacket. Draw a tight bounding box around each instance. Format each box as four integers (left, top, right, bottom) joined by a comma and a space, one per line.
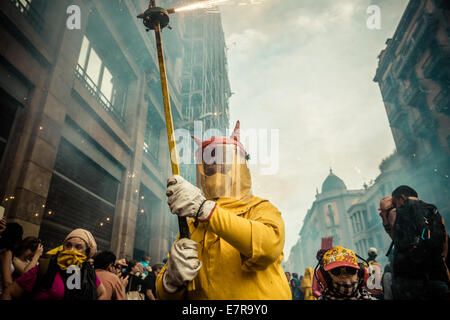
156, 195, 292, 300
300, 267, 317, 300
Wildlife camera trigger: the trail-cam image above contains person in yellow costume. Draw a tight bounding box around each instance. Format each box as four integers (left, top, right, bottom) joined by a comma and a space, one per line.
300, 267, 317, 300
156, 121, 291, 300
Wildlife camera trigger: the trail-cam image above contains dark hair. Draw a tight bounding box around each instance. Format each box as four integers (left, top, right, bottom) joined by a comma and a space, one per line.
126, 259, 138, 273
142, 255, 150, 261
292, 273, 299, 279
152, 263, 164, 271
93, 250, 117, 270
14, 236, 39, 257
316, 249, 328, 261
0, 223, 23, 251
392, 185, 418, 198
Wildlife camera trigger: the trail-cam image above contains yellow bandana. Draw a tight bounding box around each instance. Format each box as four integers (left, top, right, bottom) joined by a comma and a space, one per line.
46, 245, 87, 270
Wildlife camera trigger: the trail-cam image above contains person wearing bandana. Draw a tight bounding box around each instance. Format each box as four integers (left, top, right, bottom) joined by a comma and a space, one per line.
156, 121, 291, 300
1, 228, 107, 300
317, 246, 376, 300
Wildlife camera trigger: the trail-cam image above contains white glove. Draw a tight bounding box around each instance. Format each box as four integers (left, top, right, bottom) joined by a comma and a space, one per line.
162, 238, 202, 293
166, 175, 216, 221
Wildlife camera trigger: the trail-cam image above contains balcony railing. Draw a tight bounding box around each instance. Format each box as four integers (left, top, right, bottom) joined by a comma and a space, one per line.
423, 42, 450, 81
412, 13, 437, 49
75, 64, 126, 126
393, 55, 413, 80
10, 0, 44, 33
402, 79, 427, 109
389, 107, 408, 130
381, 76, 398, 103
433, 89, 450, 115
394, 13, 437, 79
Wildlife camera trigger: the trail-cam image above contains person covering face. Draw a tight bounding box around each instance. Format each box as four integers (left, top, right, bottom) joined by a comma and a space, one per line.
2, 228, 106, 300
156, 121, 291, 300
318, 246, 376, 300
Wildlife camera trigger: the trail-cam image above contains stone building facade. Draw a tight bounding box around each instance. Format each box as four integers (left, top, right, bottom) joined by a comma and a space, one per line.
285, 170, 364, 273
373, 0, 450, 222
286, 0, 450, 275
0, 0, 231, 262
347, 155, 403, 268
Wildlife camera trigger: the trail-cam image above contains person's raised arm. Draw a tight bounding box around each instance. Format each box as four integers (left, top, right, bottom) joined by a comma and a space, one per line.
14, 244, 43, 276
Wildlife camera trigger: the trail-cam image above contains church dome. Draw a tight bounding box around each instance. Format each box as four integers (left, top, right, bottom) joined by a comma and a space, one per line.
321, 169, 347, 193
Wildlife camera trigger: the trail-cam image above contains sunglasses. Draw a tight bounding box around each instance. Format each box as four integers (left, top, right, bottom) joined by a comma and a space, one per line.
329, 267, 358, 276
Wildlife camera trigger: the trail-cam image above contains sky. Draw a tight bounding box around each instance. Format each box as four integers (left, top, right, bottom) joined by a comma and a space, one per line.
215, 0, 409, 260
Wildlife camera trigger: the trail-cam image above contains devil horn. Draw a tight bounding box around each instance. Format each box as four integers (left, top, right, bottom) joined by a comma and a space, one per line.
230, 121, 240, 142
192, 136, 203, 147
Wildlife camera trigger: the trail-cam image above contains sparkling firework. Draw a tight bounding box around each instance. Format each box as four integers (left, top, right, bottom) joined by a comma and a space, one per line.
174, 0, 231, 13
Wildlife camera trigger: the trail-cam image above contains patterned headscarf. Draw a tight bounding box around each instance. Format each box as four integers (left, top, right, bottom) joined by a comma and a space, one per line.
64, 228, 97, 258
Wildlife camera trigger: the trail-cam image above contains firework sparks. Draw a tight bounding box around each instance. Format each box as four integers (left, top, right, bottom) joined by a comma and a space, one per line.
174, 0, 230, 13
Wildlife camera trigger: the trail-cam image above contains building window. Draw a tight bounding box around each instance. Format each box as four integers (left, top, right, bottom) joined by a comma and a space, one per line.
76, 36, 127, 125
11, 0, 45, 32
144, 108, 161, 160
355, 211, 362, 232
350, 216, 356, 233
327, 204, 335, 226
362, 210, 369, 229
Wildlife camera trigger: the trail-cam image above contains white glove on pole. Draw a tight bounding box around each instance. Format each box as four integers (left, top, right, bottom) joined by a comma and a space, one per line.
166, 175, 216, 221
162, 238, 202, 293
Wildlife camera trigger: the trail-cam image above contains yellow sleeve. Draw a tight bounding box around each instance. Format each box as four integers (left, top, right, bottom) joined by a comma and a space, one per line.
205, 200, 285, 271
155, 264, 186, 300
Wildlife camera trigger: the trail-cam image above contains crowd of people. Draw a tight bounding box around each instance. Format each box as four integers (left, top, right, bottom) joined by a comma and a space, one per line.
0, 122, 448, 301
0, 222, 164, 300
284, 185, 450, 300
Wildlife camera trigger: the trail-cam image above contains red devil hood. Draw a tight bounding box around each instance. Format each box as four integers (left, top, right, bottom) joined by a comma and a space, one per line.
192, 121, 248, 162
